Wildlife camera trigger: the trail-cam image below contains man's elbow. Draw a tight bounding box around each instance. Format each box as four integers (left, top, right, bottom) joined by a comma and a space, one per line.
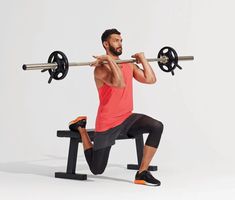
146, 77, 157, 84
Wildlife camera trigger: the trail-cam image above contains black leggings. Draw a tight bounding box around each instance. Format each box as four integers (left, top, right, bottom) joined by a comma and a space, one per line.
84, 115, 163, 175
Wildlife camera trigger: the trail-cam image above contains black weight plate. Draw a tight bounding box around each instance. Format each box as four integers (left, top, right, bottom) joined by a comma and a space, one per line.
48, 51, 69, 81
157, 46, 178, 73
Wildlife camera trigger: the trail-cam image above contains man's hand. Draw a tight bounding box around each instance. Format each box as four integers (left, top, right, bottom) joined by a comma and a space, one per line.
131, 52, 146, 64
90, 55, 112, 67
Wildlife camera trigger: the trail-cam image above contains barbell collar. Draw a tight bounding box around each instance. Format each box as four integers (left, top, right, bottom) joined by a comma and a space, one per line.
22, 63, 57, 70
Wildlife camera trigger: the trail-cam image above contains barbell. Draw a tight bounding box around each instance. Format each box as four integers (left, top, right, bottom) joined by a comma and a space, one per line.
22, 46, 194, 84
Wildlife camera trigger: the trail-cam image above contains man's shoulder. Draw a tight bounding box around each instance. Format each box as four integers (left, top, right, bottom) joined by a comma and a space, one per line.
94, 65, 111, 79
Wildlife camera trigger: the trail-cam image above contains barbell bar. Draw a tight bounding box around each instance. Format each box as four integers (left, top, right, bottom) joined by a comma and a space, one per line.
22, 56, 193, 70
22, 46, 194, 83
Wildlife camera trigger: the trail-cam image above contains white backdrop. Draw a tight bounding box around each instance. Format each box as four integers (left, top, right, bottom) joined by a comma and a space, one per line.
0, 0, 235, 199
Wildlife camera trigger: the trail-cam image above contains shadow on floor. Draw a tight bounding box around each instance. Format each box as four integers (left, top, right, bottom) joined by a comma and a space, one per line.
0, 154, 134, 183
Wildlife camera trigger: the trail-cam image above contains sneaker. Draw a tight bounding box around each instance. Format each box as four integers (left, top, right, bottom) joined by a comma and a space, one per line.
134, 170, 161, 186
69, 116, 87, 131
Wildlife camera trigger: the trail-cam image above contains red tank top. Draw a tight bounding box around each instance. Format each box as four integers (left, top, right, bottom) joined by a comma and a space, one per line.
95, 63, 133, 132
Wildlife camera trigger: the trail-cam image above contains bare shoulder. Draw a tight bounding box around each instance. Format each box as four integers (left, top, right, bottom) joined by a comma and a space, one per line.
94, 65, 109, 79
93, 65, 112, 88
131, 63, 142, 73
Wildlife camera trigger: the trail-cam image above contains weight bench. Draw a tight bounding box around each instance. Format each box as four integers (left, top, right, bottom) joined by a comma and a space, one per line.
55, 129, 158, 180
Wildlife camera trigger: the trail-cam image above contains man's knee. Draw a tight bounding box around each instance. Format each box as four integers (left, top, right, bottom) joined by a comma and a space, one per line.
159, 121, 164, 133
90, 167, 106, 175
152, 120, 164, 134
90, 161, 107, 175
146, 121, 164, 148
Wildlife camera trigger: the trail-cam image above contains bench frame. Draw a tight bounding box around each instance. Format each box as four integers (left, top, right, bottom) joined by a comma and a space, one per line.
55, 129, 158, 180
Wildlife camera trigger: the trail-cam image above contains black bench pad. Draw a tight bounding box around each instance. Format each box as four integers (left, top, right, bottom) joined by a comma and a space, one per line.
57, 129, 133, 140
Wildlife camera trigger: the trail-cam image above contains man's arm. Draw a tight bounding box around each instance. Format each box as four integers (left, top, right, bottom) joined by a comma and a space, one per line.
93, 55, 126, 88
132, 52, 157, 84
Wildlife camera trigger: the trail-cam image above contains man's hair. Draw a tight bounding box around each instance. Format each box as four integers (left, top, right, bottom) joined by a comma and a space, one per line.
101, 28, 121, 43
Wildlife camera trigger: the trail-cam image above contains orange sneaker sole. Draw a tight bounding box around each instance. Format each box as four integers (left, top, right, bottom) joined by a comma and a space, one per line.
69, 116, 87, 125
134, 180, 146, 185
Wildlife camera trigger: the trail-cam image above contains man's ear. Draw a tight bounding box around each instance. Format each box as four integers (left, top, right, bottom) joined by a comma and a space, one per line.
103, 41, 108, 49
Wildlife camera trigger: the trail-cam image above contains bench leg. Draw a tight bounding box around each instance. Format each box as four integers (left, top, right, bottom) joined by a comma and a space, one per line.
55, 138, 87, 180
127, 135, 158, 171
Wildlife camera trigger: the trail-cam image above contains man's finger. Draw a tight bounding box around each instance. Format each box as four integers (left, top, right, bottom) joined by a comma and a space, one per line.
90, 60, 97, 66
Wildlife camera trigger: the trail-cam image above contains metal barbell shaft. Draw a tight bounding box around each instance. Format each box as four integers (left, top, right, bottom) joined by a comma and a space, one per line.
22, 56, 194, 71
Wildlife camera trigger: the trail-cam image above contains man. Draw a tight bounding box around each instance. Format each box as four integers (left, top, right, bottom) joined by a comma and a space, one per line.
69, 29, 164, 186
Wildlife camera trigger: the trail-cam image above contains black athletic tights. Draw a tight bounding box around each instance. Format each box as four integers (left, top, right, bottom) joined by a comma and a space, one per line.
84, 115, 164, 175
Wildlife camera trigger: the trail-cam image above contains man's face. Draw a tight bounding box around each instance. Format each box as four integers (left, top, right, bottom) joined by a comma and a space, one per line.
106, 34, 123, 56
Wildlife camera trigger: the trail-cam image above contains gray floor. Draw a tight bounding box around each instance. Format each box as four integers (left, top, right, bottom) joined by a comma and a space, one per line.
1, 155, 234, 200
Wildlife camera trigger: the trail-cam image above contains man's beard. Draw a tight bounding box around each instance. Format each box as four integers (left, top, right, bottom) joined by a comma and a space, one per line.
109, 45, 122, 56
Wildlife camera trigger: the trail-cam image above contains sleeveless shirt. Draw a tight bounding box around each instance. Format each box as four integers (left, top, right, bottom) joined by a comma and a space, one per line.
95, 63, 133, 132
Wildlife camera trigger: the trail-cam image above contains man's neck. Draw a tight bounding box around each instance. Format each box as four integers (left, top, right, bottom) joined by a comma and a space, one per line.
107, 52, 119, 60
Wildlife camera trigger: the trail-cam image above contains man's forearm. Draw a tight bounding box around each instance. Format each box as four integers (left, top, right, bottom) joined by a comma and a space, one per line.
107, 59, 125, 86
